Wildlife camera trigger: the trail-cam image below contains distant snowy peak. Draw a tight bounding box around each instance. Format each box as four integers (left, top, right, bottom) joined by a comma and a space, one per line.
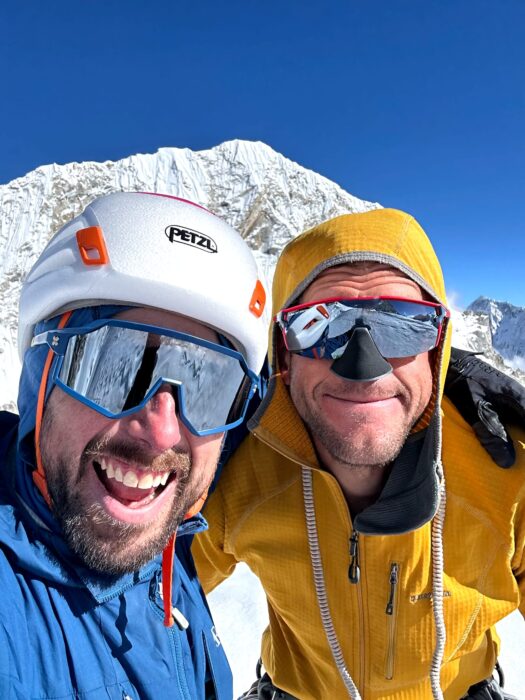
464, 296, 525, 372
450, 296, 525, 385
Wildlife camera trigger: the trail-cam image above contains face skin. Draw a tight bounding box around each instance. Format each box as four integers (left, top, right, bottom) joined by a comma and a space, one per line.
40, 307, 225, 576
280, 263, 434, 505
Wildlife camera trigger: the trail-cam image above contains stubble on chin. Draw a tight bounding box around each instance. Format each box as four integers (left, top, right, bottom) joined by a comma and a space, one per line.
40, 415, 210, 576
304, 408, 412, 469
289, 376, 417, 470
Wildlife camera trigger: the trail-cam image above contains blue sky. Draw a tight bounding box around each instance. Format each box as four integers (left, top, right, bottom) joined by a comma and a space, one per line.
2, 0, 524, 307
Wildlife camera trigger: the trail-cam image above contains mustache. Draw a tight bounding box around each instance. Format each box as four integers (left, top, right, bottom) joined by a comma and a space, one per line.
319, 380, 408, 402
83, 433, 191, 475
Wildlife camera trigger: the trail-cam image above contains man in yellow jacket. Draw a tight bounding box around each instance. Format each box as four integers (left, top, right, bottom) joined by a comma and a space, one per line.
193, 208, 525, 699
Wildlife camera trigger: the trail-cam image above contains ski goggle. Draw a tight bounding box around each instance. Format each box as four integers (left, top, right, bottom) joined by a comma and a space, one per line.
32, 319, 259, 436
275, 296, 450, 360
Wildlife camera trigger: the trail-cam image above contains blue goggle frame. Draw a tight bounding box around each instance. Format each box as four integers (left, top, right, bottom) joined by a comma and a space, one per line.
32, 318, 260, 437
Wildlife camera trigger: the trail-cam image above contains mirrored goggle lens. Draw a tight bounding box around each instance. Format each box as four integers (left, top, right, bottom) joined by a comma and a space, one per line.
279, 298, 445, 358
57, 324, 251, 433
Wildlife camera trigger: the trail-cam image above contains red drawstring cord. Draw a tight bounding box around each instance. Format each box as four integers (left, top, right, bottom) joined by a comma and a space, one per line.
162, 533, 176, 627
161, 488, 209, 627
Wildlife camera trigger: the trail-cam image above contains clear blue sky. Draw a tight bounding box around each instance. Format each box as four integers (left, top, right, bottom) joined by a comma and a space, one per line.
2, 0, 524, 307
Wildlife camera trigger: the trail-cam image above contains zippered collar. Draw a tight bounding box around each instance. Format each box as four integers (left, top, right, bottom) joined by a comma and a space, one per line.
249, 373, 443, 536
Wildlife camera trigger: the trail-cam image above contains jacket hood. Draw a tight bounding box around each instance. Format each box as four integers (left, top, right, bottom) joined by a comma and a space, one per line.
270, 208, 451, 382
249, 208, 452, 535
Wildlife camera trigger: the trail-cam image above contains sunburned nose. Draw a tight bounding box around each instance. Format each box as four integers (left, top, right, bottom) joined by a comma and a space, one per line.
121, 386, 185, 452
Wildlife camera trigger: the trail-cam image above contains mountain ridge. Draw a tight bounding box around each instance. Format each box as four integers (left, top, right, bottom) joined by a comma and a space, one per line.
0, 140, 522, 410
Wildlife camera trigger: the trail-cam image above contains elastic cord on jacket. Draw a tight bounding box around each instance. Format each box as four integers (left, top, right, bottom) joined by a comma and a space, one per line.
302, 466, 447, 699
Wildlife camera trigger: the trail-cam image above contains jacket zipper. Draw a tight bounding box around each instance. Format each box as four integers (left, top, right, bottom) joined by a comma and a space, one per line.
348, 529, 366, 689
385, 562, 399, 680
348, 529, 360, 583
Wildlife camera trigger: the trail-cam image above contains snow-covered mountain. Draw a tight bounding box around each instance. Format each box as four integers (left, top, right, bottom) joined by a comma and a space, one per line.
0, 139, 523, 413
451, 298, 525, 385
0, 140, 379, 410
467, 297, 525, 370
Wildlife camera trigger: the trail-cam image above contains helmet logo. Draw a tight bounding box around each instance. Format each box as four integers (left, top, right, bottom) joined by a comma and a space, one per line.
165, 225, 218, 254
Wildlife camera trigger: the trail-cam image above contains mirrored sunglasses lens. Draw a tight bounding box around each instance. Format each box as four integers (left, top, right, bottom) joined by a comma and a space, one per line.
60, 326, 150, 413
155, 339, 246, 431
59, 326, 249, 431
282, 300, 440, 358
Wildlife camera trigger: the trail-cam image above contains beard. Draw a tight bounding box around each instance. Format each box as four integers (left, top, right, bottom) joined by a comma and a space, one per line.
288, 364, 420, 470
41, 413, 210, 577
297, 401, 413, 469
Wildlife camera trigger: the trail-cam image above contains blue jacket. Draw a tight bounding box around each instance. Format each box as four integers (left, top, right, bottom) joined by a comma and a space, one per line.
0, 411, 233, 699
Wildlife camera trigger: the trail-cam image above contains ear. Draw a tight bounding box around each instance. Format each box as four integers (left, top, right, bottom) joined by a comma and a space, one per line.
276, 332, 291, 386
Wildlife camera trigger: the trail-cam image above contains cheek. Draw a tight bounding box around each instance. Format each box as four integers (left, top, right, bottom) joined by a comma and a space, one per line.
42, 390, 113, 463
191, 434, 224, 470
392, 354, 433, 402
288, 355, 332, 393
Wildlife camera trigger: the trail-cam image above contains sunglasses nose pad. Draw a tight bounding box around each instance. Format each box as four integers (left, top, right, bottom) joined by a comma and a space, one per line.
330, 326, 393, 382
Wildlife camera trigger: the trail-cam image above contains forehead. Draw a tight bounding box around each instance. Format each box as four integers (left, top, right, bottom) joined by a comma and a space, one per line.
301, 262, 425, 303
115, 307, 219, 343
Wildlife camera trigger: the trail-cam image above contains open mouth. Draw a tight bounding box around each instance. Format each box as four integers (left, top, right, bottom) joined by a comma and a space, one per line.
93, 457, 177, 509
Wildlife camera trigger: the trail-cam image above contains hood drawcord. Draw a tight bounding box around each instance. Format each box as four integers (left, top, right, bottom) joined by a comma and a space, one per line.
429, 481, 447, 700
302, 466, 448, 699
302, 467, 362, 700
162, 533, 177, 627
161, 488, 209, 627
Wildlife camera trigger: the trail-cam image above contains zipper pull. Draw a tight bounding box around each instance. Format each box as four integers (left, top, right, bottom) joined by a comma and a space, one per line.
385, 563, 399, 615
348, 530, 360, 583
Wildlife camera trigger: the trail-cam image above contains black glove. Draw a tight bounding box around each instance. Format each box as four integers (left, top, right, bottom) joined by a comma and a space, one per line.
444, 348, 525, 468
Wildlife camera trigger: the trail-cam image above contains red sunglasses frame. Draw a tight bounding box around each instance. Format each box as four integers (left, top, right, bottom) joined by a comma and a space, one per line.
275, 295, 451, 354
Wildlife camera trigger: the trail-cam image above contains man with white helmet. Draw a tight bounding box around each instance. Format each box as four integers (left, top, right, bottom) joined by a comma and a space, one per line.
0, 192, 269, 699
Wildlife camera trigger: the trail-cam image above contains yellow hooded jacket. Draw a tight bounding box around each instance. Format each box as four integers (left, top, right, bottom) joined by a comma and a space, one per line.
193, 209, 525, 699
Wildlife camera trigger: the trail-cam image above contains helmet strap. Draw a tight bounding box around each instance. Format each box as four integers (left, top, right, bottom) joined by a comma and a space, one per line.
33, 311, 72, 506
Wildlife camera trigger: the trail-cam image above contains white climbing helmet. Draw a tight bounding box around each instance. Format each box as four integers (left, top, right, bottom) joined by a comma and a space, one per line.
18, 192, 269, 374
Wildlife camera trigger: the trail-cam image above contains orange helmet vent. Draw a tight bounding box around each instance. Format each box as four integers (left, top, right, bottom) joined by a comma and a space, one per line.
249, 279, 266, 318
76, 226, 110, 266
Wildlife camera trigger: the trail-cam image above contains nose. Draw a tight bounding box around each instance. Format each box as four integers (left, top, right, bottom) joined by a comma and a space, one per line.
120, 386, 186, 453
330, 326, 393, 382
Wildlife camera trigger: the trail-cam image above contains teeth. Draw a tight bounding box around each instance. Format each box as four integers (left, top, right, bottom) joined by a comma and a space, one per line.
97, 458, 171, 491
137, 473, 153, 489
123, 471, 138, 487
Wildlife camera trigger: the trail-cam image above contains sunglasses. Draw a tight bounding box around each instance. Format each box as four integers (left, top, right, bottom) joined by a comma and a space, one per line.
275, 296, 449, 360
32, 319, 259, 436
